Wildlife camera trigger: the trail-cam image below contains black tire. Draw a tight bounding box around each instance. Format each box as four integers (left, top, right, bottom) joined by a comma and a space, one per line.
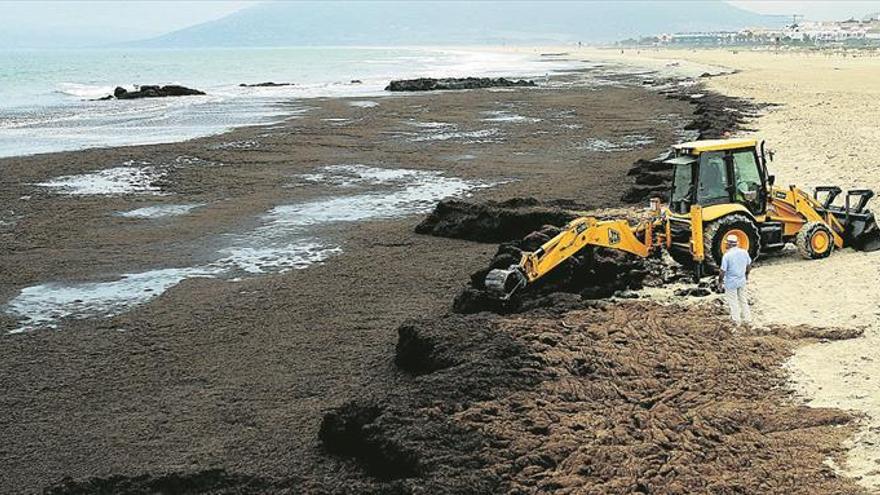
667, 245, 696, 268
703, 213, 761, 271
796, 221, 834, 259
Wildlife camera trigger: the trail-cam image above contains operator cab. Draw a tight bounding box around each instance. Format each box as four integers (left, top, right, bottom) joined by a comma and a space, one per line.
665, 138, 767, 215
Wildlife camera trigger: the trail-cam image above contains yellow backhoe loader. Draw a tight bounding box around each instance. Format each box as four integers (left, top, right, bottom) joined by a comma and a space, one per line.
486, 137, 880, 299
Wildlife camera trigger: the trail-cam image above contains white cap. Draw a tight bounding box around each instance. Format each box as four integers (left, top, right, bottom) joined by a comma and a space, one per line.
726, 234, 739, 244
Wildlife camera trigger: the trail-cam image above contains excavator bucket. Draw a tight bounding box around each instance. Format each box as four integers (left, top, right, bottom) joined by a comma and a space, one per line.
484, 265, 528, 300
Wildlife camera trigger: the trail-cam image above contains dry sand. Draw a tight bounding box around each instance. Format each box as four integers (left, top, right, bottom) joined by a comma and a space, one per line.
536, 46, 880, 490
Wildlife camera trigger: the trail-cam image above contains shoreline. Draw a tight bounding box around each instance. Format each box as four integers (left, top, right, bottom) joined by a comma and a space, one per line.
0, 46, 581, 159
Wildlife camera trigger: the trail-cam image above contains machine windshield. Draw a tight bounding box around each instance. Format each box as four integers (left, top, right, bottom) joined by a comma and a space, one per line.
697, 152, 730, 204
732, 149, 763, 210
669, 157, 696, 213
671, 164, 692, 202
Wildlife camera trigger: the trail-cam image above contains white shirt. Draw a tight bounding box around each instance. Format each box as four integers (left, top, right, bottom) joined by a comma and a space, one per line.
720, 246, 751, 290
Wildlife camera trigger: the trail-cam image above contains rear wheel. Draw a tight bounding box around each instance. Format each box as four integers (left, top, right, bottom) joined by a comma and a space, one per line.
703, 213, 761, 270
796, 221, 834, 259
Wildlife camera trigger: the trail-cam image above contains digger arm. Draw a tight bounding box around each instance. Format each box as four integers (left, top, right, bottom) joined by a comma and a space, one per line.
521, 217, 653, 282
485, 216, 658, 299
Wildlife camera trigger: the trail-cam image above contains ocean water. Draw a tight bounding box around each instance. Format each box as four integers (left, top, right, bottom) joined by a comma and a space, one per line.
0, 47, 575, 157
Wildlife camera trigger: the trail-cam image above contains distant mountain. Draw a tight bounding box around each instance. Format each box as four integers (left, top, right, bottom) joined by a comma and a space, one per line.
134, 0, 786, 47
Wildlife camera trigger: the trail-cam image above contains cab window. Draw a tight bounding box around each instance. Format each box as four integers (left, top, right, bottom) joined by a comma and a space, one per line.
697, 152, 729, 204
671, 163, 693, 205
732, 149, 762, 201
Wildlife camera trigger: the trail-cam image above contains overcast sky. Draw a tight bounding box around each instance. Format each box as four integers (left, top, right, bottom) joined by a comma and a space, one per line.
729, 1, 880, 19
0, 1, 253, 34
3, 1, 880, 48
0, 1, 255, 46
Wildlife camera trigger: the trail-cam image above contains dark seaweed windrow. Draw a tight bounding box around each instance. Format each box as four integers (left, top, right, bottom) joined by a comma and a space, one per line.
44, 469, 273, 495
319, 301, 860, 493
414, 197, 583, 243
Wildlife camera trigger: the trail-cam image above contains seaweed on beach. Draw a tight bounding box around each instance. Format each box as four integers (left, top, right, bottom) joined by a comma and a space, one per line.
318, 301, 860, 494
44, 469, 275, 495
414, 197, 585, 243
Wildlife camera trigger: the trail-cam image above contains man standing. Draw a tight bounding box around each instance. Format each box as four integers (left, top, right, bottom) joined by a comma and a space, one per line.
718, 234, 752, 325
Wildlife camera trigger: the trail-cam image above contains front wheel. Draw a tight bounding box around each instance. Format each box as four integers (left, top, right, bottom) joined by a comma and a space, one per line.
796, 221, 834, 259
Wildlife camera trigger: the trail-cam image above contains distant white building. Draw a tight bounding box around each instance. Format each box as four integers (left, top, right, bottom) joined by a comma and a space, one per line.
786, 20, 867, 42
643, 17, 880, 47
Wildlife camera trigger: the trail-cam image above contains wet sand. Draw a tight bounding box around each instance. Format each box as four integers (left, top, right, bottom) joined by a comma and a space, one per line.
0, 73, 693, 491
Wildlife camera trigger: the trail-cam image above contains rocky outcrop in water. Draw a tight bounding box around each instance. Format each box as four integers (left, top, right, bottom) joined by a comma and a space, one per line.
385, 77, 536, 92
101, 85, 206, 100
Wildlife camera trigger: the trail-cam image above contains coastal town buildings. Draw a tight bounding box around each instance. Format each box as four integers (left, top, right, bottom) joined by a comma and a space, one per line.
628, 15, 880, 47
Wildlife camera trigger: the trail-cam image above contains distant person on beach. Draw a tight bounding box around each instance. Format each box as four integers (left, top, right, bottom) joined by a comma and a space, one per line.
718, 234, 752, 325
